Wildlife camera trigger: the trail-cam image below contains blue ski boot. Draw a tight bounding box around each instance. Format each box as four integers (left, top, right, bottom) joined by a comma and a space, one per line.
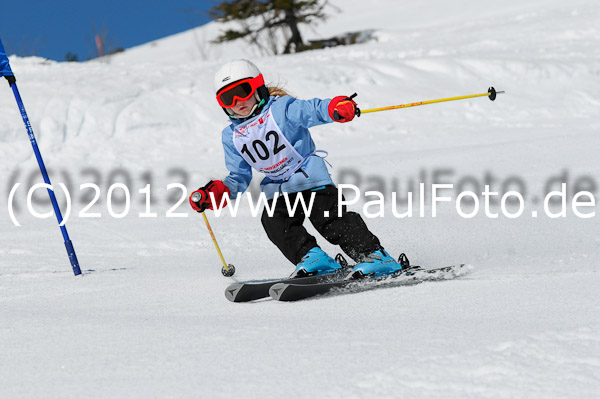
291, 247, 341, 278
351, 249, 403, 279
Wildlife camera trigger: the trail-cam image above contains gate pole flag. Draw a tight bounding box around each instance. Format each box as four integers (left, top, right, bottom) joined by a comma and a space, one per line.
0, 37, 82, 276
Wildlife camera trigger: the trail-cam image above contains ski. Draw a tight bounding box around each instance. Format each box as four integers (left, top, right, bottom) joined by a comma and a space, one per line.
269, 264, 469, 301
224, 268, 351, 302
225, 253, 415, 302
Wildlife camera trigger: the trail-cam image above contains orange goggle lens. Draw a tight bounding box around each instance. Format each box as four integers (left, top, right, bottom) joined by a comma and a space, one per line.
216, 75, 265, 108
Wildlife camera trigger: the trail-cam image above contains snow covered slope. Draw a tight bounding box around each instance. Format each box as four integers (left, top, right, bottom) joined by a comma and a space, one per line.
1, 0, 599, 398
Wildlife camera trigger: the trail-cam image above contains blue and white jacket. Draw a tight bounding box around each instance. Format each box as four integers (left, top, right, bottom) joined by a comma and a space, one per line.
222, 95, 336, 200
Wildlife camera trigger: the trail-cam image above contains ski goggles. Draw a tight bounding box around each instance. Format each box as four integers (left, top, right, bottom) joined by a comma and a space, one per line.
216, 74, 265, 108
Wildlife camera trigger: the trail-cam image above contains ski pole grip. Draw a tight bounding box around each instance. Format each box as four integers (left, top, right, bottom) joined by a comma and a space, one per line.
347, 93, 361, 117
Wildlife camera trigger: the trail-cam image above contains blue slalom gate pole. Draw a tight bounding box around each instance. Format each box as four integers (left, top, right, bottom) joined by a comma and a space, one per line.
1, 38, 82, 276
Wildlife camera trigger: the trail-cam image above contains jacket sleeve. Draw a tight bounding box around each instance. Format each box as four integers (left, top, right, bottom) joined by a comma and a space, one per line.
280, 96, 334, 129
222, 128, 252, 199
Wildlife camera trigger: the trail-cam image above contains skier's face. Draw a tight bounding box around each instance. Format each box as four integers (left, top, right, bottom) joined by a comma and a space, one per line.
232, 96, 257, 117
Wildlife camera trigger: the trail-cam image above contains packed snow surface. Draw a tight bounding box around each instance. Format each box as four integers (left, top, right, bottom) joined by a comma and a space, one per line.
1, 0, 599, 398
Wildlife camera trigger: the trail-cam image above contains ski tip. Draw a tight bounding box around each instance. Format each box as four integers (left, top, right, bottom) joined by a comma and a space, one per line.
439, 263, 473, 279
224, 283, 244, 302
269, 283, 288, 301
460, 263, 474, 275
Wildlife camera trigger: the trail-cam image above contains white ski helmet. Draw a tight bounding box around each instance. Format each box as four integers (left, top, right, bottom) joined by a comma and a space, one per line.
213, 59, 269, 118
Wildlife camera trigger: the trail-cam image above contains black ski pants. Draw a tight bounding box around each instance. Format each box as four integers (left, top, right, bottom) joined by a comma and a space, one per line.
260, 185, 382, 265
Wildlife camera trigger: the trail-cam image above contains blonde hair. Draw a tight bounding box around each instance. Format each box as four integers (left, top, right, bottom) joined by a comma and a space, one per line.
267, 81, 294, 98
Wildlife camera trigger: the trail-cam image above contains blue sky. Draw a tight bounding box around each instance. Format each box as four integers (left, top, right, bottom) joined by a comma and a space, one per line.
0, 0, 214, 61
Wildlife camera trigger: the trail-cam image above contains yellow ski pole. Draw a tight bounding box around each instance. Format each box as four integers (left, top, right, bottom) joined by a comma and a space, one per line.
355, 87, 504, 116
191, 192, 236, 277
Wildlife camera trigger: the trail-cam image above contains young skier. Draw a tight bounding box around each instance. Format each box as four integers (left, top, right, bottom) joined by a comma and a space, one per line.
190, 59, 402, 278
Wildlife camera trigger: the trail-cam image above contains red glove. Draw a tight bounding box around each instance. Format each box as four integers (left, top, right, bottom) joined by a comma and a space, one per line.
328, 95, 358, 123
189, 180, 230, 213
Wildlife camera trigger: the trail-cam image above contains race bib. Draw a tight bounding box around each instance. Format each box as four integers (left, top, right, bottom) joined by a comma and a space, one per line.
233, 108, 304, 181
